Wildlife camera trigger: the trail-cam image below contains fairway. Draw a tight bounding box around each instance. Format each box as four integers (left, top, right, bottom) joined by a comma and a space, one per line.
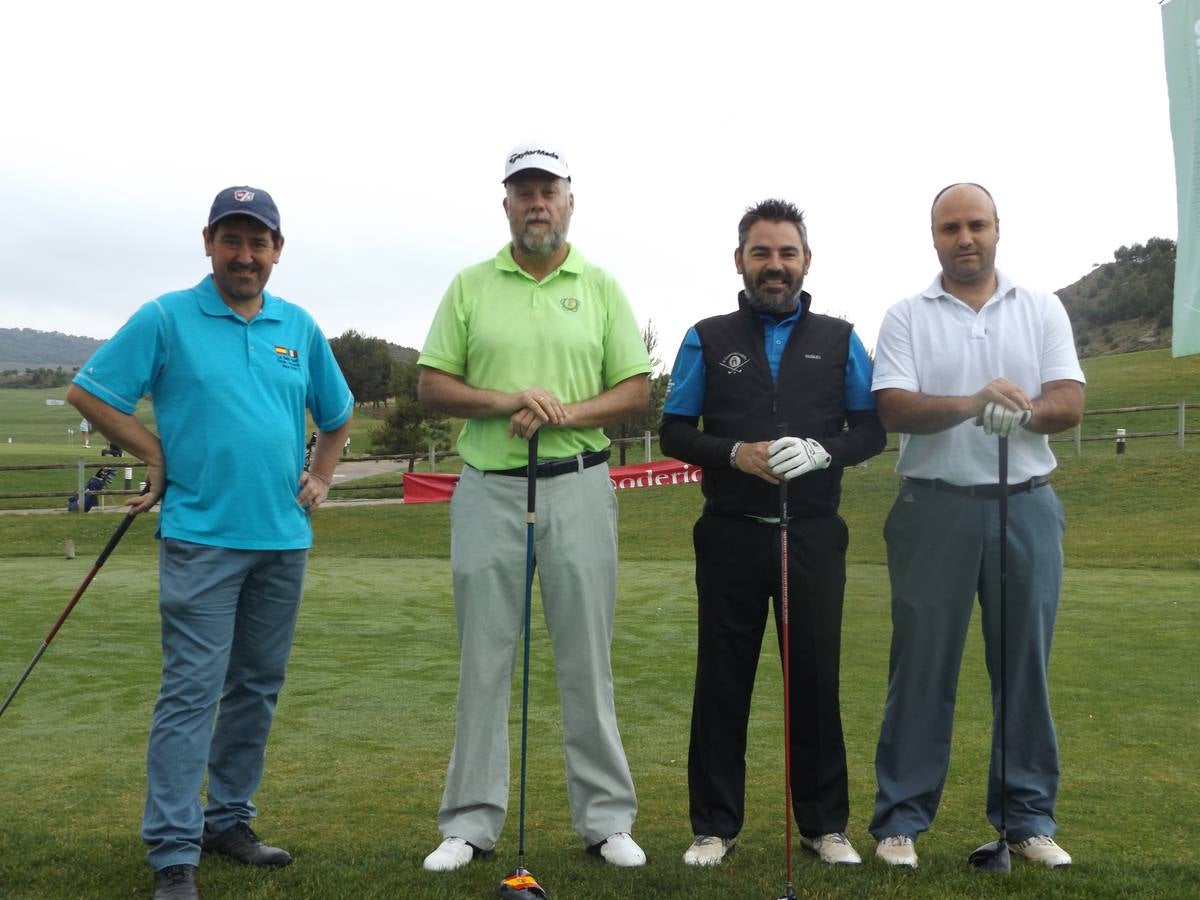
2, 346, 1198, 897
0, 549, 1196, 898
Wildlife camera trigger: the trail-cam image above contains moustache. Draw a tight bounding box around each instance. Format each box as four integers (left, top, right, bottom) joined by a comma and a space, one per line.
756, 269, 792, 286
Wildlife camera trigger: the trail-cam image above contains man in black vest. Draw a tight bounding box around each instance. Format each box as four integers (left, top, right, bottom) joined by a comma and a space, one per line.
660, 199, 885, 868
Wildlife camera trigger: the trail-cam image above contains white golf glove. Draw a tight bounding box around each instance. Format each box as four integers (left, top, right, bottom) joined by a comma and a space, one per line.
979, 401, 1032, 437
767, 436, 831, 480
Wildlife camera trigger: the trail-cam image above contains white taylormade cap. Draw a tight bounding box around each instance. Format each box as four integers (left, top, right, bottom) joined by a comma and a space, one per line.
502, 141, 571, 183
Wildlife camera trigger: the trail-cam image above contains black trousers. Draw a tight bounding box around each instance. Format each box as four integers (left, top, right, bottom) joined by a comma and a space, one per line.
688, 512, 850, 839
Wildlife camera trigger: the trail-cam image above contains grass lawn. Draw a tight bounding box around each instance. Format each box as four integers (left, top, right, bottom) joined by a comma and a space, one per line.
0, 553, 1195, 899
1, 348, 1198, 897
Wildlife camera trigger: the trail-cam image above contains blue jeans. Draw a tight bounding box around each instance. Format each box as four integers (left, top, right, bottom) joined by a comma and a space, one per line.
142, 539, 307, 870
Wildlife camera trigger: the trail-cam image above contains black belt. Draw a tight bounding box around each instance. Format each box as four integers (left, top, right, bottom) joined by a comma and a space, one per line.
902, 475, 1050, 498
490, 449, 610, 479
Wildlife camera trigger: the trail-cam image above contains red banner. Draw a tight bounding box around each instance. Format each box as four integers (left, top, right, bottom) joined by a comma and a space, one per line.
402, 458, 702, 504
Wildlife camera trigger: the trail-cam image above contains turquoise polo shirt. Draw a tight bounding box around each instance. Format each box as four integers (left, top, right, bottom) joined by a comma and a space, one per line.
73, 276, 353, 550
419, 244, 651, 471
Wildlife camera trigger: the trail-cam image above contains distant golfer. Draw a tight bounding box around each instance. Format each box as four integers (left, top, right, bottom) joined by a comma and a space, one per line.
79, 417, 91, 448
417, 141, 651, 871
868, 183, 1084, 868
660, 199, 885, 868
67, 186, 353, 900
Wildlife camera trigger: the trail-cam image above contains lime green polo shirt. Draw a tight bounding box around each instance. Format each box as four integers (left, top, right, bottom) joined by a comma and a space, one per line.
419, 244, 651, 471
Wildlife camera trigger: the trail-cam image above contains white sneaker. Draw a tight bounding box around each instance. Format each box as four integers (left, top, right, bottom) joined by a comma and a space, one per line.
592, 832, 646, 867
1009, 835, 1071, 868
875, 835, 918, 868
683, 835, 735, 867
800, 832, 862, 865
423, 836, 488, 872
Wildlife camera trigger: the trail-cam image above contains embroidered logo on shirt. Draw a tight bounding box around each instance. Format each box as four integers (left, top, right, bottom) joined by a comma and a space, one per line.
274, 345, 300, 370
804, 354, 822, 360
719, 352, 750, 374
560, 297, 579, 312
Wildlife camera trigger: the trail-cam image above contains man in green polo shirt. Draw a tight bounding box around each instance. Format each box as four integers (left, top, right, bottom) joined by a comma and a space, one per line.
418, 141, 651, 872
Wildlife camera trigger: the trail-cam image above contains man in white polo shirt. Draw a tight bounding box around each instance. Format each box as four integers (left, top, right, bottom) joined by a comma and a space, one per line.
867, 183, 1084, 870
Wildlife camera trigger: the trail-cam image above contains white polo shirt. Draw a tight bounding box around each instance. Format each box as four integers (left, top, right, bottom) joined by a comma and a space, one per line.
872, 271, 1085, 485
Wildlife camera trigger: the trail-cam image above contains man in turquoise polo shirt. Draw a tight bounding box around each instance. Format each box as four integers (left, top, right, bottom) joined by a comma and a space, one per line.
68, 186, 353, 900
418, 141, 651, 872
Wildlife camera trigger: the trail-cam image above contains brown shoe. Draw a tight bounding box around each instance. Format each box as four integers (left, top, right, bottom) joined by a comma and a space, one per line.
202, 822, 292, 867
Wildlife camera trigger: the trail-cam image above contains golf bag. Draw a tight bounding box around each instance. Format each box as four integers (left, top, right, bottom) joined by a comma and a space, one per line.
67, 466, 116, 512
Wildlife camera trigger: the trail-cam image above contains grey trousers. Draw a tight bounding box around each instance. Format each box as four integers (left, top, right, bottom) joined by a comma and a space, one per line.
870, 480, 1065, 843
435, 463, 638, 848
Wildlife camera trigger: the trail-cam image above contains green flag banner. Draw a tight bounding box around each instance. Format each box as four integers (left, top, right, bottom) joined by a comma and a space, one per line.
1163, 0, 1200, 357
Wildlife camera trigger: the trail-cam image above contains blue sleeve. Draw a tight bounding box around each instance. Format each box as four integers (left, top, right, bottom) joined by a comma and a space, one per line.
71, 301, 166, 414
844, 329, 875, 411
662, 327, 706, 416
306, 323, 355, 431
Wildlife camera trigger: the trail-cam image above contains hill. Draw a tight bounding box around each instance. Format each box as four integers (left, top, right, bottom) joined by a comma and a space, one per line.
386, 341, 418, 363
1057, 237, 1174, 357
0, 328, 103, 369
0, 326, 418, 372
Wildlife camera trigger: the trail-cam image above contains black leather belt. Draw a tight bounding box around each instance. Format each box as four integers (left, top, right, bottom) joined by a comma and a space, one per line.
902, 475, 1050, 498
490, 449, 610, 478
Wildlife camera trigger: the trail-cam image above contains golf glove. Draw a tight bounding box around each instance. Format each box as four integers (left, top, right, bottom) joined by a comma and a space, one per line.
767, 436, 831, 480
980, 401, 1032, 437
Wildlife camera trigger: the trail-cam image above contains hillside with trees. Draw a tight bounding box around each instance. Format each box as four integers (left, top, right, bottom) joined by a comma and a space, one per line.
0, 328, 102, 369
1057, 237, 1175, 357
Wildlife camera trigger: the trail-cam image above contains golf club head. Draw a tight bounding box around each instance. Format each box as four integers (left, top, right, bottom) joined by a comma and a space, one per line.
968, 838, 1011, 872
500, 866, 547, 899
775, 887, 798, 900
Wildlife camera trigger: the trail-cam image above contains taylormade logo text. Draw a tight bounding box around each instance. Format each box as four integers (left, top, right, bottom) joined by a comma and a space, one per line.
509, 149, 560, 164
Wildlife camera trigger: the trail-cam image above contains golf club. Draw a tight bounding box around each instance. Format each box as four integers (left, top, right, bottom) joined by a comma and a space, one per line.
1, 502, 143, 719
499, 431, 547, 900
968, 434, 1012, 872
776, 468, 797, 900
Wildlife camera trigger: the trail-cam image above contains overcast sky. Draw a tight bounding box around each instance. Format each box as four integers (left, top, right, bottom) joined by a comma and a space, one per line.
0, 1, 1180, 370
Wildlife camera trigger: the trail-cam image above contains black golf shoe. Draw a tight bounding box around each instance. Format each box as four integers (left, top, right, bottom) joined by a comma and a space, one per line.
153, 864, 198, 899
202, 822, 292, 867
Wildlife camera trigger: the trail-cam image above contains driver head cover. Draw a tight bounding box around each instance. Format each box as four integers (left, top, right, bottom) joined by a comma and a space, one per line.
500, 867, 548, 899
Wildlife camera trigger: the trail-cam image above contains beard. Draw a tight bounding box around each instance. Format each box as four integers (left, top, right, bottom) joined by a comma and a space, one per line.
743, 268, 804, 313
513, 218, 569, 257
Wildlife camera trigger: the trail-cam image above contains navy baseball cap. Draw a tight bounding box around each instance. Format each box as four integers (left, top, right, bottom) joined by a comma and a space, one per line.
208, 186, 281, 231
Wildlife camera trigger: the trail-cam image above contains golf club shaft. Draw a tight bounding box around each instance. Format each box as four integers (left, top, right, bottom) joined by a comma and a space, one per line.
779, 475, 794, 891
516, 431, 539, 867
997, 435, 1008, 836
1, 509, 139, 719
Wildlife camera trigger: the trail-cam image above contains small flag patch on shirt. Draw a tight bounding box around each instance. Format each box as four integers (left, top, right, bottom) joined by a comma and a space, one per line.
274, 346, 300, 370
